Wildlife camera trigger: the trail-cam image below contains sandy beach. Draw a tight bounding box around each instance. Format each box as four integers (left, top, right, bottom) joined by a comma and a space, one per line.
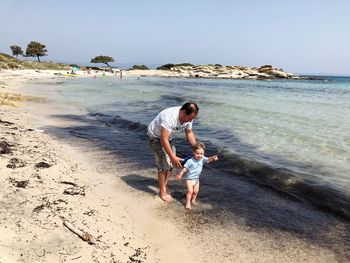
1, 70, 349, 263
0, 70, 200, 263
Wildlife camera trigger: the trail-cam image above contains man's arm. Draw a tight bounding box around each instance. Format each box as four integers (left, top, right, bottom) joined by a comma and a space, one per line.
160, 127, 182, 168
185, 128, 196, 146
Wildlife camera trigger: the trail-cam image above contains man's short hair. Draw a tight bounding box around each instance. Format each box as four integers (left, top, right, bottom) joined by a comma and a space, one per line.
181, 102, 199, 115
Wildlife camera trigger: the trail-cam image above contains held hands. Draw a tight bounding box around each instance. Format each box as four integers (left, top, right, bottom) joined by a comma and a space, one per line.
175, 173, 182, 181
175, 167, 187, 181
171, 156, 184, 168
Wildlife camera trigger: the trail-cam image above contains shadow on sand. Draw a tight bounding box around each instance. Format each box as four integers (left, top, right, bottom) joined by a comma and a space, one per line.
44, 111, 350, 262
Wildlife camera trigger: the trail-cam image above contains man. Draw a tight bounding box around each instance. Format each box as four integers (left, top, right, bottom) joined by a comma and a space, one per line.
147, 102, 199, 202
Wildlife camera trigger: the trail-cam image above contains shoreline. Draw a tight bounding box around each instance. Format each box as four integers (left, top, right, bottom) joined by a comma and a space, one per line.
1, 69, 349, 262
0, 70, 200, 262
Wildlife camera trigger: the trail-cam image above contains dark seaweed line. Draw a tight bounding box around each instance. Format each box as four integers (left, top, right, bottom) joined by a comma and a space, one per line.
87, 112, 350, 221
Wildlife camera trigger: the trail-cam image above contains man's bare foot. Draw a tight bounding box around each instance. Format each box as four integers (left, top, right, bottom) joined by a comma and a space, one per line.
159, 193, 173, 203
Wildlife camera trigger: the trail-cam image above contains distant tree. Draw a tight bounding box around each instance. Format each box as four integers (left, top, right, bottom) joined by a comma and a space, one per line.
156, 63, 194, 70
90, 56, 115, 70
129, 64, 149, 70
156, 63, 175, 70
10, 45, 23, 57
25, 41, 47, 62
175, 63, 193, 67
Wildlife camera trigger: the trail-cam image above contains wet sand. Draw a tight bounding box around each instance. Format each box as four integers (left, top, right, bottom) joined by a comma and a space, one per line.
0, 69, 349, 262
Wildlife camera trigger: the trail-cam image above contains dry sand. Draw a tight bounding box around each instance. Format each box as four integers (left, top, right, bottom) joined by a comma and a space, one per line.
0, 69, 348, 263
0, 70, 201, 263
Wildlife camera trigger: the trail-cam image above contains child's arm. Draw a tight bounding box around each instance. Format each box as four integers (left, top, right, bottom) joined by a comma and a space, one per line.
175, 167, 188, 180
207, 155, 219, 163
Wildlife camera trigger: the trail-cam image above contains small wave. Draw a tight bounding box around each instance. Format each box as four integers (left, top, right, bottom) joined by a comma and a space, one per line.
109, 115, 147, 133
78, 111, 350, 220
208, 147, 350, 220
88, 112, 112, 118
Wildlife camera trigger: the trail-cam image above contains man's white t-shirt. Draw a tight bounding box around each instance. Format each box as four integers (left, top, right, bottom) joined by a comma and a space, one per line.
147, 106, 193, 140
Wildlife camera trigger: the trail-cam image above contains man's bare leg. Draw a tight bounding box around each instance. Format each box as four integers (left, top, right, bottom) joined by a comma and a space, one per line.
158, 170, 173, 202
165, 170, 172, 193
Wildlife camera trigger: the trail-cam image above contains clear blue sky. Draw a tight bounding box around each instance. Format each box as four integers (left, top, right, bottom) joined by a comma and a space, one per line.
1, 0, 349, 75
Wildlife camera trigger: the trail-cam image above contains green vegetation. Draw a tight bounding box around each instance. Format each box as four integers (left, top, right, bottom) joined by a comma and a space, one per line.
91, 56, 114, 69
129, 64, 149, 70
10, 45, 23, 57
25, 41, 48, 62
0, 53, 68, 70
156, 63, 175, 70
175, 63, 193, 67
156, 63, 194, 70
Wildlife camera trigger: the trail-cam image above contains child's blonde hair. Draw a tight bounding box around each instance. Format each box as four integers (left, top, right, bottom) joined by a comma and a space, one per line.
192, 141, 205, 152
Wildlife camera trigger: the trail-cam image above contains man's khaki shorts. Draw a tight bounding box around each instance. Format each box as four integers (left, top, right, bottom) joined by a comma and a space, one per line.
148, 136, 176, 171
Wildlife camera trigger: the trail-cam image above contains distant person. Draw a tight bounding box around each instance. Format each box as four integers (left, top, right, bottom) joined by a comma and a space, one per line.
147, 102, 199, 202
175, 142, 218, 209
119, 70, 123, 79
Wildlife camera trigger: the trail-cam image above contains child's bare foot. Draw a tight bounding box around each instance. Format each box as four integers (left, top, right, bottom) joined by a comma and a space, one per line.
191, 201, 198, 206
185, 204, 191, 210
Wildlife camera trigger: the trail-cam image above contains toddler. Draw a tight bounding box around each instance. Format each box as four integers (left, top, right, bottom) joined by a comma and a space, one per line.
175, 142, 218, 209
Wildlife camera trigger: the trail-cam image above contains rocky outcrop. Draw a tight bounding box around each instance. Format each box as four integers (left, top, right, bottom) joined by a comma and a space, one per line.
166, 64, 301, 80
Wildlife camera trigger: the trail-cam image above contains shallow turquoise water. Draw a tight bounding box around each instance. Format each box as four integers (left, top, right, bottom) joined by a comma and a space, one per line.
26, 75, 350, 218
52, 76, 350, 191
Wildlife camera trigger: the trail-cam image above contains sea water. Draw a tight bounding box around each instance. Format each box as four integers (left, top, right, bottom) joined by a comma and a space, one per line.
28, 75, 350, 218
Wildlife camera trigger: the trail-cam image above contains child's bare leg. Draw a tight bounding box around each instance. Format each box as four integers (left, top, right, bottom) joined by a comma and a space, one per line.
191, 181, 200, 205
185, 180, 194, 209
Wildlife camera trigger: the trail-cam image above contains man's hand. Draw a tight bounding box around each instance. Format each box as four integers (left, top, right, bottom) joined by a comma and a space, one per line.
170, 156, 183, 168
